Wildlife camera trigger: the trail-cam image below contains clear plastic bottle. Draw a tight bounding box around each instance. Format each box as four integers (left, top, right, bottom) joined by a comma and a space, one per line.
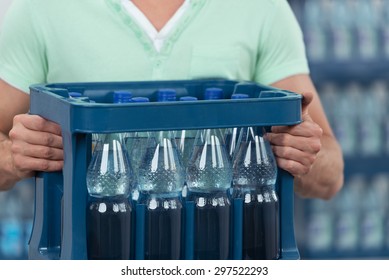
225, 93, 249, 160
86, 91, 133, 260
137, 89, 185, 260
186, 87, 232, 260
125, 97, 151, 202
232, 126, 279, 259
176, 96, 199, 198
0, 189, 24, 259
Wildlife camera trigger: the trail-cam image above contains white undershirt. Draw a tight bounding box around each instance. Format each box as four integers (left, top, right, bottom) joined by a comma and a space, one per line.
121, 0, 191, 52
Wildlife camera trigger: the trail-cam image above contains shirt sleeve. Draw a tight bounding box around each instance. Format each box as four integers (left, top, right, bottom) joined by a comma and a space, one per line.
254, 0, 309, 85
0, 0, 47, 93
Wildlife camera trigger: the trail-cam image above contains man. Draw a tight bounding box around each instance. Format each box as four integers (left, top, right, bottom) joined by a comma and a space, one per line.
0, 0, 344, 199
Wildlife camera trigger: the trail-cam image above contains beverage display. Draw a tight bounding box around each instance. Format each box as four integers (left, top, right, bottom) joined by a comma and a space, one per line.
232, 126, 279, 260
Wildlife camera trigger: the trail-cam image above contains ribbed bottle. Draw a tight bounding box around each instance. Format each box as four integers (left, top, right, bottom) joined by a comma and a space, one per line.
232, 126, 279, 260
186, 87, 232, 260
85, 91, 134, 260
136, 89, 185, 259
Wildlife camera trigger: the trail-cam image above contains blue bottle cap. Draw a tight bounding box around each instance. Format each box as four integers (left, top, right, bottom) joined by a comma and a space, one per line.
68, 92, 82, 98
131, 97, 150, 103
179, 96, 198, 101
204, 87, 223, 100
231, 93, 249, 99
113, 90, 132, 103
157, 89, 177, 102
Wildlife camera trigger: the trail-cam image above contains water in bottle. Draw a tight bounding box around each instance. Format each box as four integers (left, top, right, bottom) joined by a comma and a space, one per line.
137, 130, 185, 259
232, 126, 279, 260
136, 88, 185, 260
186, 127, 232, 259
225, 93, 249, 160
86, 91, 133, 260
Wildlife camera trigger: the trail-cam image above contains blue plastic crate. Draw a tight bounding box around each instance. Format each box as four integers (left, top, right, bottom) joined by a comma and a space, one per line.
28, 79, 302, 260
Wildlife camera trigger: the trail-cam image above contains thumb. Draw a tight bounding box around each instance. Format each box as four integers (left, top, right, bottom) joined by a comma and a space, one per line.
301, 91, 314, 116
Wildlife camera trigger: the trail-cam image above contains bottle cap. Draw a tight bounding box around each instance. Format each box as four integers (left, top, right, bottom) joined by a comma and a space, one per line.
131, 97, 150, 103
231, 93, 249, 99
113, 90, 132, 103
157, 89, 177, 102
204, 87, 223, 100
68, 92, 82, 98
179, 96, 198, 101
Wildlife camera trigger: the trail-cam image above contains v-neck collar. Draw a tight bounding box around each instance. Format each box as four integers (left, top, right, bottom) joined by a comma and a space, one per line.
121, 0, 191, 52
105, 0, 206, 56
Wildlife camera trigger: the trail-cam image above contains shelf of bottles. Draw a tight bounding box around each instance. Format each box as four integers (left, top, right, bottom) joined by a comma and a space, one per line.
0, 178, 34, 260
289, 0, 389, 259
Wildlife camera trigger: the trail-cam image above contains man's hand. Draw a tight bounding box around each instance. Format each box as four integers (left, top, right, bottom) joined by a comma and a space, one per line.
266, 91, 323, 178
9, 114, 64, 175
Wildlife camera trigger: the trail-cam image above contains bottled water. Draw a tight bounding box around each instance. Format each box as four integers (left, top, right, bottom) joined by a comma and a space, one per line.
86, 91, 133, 260
137, 89, 185, 260
332, 181, 359, 255
0, 189, 24, 259
176, 96, 199, 198
329, 0, 354, 61
225, 93, 249, 160
125, 97, 151, 202
186, 88, 232, 260
176, 96, 199, 169
232, 126, 279, 259
359, 176, 385, 253
302, 0, 328, 62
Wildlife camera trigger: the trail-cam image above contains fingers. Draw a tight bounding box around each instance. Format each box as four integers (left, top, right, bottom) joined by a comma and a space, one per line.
301, 91, 314, 115
9, 114, 64, 172
269, 114, 323, 140
267, 132, 322, 154
10, 127, 63, 149
266, 112, 323, 177
12, 153, 64, 172
13, 114, 62, 136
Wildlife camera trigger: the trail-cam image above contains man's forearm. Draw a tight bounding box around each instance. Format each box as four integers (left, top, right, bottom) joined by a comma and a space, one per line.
294, 135, 344, 200
0, 132, 20, 190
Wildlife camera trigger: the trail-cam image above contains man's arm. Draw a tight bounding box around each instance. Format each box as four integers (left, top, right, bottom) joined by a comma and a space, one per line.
0, 79, 64, 190
0, 79, 31, 190
268, 74, 344, 200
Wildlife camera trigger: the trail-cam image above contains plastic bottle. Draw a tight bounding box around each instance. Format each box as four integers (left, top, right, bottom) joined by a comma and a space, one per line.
329, 0, 354, 61
355, 0, 379, 61
176, 96, 199, 198
125, 97, 151, 202
302, 0, 328, 62
186, 87, 232, 260
137, 89, 185, 260
359, 81, 386, 156
332, 181, 359, 257
225, 93, 249, 160
176, 96, 199, 169
0, 189, 24, 259
359, 176, 385, 255
232, 126, 279, 259
85, 91, 134, 260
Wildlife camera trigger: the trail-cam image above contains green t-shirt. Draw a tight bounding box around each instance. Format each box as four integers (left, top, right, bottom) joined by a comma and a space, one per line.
0, 0, 309, 93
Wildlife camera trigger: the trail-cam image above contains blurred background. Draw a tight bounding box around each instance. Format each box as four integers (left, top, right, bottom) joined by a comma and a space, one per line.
290, 0, 389, 259
0, 0, 389, 260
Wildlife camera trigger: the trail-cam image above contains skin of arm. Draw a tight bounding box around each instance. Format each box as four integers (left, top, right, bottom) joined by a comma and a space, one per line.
0, 79, 63, 190
268, 74, 344, 200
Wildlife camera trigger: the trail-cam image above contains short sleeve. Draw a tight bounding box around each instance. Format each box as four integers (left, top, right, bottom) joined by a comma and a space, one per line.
0, 0, 47, 93
254, 0, 309, 85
